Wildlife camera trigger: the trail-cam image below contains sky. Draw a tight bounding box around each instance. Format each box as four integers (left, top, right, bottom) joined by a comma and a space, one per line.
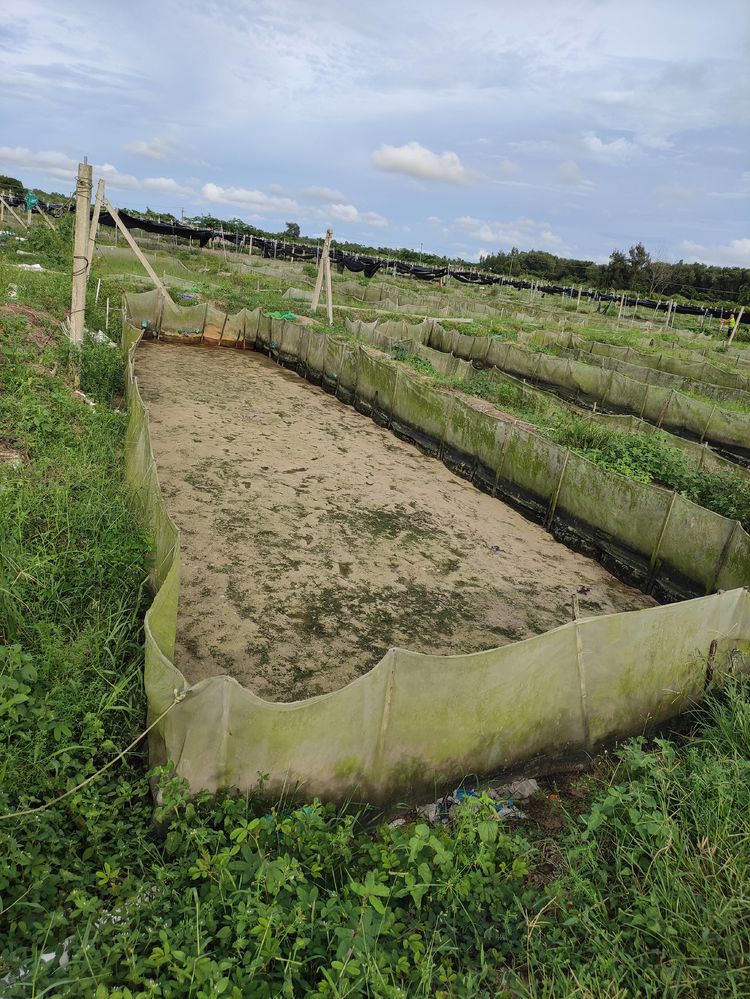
0, 0, 748, 266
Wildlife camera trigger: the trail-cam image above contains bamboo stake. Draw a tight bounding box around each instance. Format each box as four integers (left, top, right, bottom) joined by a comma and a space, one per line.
102, 198, 168, 298
0, 195, 28, 229
325, 252, 333, 326
86, 178, 106, 278
727, 307, 744, 345
35, 203, 57, 232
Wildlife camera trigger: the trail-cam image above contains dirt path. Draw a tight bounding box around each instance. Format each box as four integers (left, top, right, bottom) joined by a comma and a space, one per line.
136, 342, 655, 701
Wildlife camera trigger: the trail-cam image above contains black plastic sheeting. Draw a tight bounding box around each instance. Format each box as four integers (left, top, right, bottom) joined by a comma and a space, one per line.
97, 208, 215, 247
7, 192, 745, 323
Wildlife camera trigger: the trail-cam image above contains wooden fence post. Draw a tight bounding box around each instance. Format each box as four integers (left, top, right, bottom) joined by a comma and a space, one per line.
69, 159, 92, 347
311, 228, 332, 314
86, 178, 106, 278
728, 307, 744, 345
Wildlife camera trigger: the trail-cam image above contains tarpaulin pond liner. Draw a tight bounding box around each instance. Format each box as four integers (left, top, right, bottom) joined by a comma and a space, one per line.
123, 291, 750, 804
344, 318, 750, 483
524, 337, 750, 410
394, 320, 750, 464
529, 330, 750, 395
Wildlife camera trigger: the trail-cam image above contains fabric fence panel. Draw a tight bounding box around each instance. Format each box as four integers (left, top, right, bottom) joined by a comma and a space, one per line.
499, 426, 567, 523
355, 349, 397, 425
657, 493, 736, 594
380, 627, 586, 794
556, 453, 669, 568
390, 369, 451, 455
716, 524, 750, 592
304, 330, 327, 381
581, 590, 749, 748
442, 396, 503, 486
337, 344, 360, 404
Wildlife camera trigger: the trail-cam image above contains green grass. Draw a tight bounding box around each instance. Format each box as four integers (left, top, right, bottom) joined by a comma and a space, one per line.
2, 233, 749, 997
521, 681, 750, 998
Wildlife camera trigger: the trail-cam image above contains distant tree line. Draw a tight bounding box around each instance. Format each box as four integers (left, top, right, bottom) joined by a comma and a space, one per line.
481, 244, 749, 306
12, 174, 744, 307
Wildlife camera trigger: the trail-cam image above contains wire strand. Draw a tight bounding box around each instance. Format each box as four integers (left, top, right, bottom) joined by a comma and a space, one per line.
0, 693, 185, 821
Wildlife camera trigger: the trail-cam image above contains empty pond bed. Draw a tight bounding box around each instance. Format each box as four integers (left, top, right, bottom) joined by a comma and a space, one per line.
136, 342, 656, 700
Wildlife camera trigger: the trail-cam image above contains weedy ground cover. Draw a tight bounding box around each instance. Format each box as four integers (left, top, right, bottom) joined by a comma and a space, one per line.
1, 232, 748, 997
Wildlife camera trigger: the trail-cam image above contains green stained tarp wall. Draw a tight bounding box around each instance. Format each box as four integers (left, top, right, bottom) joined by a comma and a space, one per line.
122, 292, 750, 804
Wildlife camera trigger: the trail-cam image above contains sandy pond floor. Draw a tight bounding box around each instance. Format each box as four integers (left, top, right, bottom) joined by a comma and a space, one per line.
136, 342, 656, 701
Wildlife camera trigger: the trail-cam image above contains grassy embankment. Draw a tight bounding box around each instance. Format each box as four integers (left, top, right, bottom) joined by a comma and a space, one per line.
1, 225, 748, 996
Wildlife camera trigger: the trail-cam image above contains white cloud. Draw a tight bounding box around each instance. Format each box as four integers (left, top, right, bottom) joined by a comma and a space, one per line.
303, 185, 348, 202
371, 141, 470, 183
124, 137, 175, 160
655, 183, 696, 205
0, 146, 77, 182
201, 182, 298, 213
558, 159, 590, 186
497, 158, 521, 179
0, 147, 192, 197
540, 229, 563, 247
327, 202, 387, 227
580, 132, 637, 163
455, 215, 567, 252
677, 238, 750, 268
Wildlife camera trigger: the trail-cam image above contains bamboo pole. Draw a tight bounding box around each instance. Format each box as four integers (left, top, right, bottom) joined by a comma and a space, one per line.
0, 195, 28, 230
325, 252, 333, 326
35, 203, 57, 232
102, 198, 168, 297
727, 307, 744, 345
86, 179, 106, 278
69, 160, 92, 347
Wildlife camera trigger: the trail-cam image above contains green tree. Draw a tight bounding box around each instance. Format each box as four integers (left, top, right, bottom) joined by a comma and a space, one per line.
0, 174, 24, 196
285, 221, 301, 238
605, 249, 629, 290
627, 241, 652, 293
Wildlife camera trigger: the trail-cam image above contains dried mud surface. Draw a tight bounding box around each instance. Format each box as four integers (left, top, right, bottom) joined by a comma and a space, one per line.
136, 342, 655, 701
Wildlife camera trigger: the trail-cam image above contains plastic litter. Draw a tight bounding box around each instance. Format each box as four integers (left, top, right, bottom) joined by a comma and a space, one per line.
414, 781, 534, 826
89, 329, 117, 348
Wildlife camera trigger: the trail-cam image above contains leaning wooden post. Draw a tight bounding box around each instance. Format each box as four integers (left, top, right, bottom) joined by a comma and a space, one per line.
727, 307, 744, 345
0, 194, 28, 230
36, 204, 57, 232
86, 178, 106, 279
102, 198, 168, 298
311, 228, 332, 312
324, 251, 333, 326
69, 159, 93, 347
